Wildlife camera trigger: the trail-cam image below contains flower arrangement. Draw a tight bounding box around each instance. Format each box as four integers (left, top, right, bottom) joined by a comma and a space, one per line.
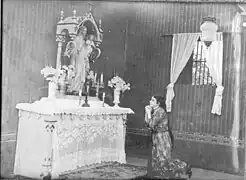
41, 65, 76, 84
41, 66, 59, 82
86, 70, 95, 82
108, 76, 130, 92
60, 65, 76, 84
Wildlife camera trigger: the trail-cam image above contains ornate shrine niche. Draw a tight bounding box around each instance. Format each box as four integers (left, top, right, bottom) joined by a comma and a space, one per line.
56, 9, 103, 68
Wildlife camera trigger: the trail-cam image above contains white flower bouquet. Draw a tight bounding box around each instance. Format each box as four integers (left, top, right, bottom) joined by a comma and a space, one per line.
86, 70, 95, 82
108, 76, 130, 92
41, 65, 76, 84
60, 65, 76, 83
41, 66, 59, 82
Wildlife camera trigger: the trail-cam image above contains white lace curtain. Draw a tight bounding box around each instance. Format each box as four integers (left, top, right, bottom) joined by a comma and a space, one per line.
165, 33, 200, 112
165, 32, 224, 115
205, 33, 223, 115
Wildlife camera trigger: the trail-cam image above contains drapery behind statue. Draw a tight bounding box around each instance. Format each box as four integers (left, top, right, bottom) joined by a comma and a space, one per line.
64, 26, 95, 93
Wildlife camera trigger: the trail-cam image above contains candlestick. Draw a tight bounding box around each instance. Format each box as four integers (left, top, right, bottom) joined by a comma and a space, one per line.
87, 84, 89, 94
82, 95, 90, 107
96, 80, 100, 97
82, 81, 90, 107
78, 90, 82, 106
94, 72, 97, 83
102, 92, 105, 107
100, 73, 103, 84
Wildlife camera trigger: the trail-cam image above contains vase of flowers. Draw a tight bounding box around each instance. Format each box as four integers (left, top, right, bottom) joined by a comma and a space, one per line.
113, 88, 121, 107
41, 65, 75, 98
108, 76, 130, 107
41, 66, 59, 98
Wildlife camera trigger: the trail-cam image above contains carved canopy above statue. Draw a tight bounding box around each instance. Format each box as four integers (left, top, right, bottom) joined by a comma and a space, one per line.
55, 9, 103, 69
53, 9, 103, 95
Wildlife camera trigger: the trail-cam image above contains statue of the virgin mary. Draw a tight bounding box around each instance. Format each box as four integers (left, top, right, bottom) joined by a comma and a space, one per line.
64, 26, 94, 93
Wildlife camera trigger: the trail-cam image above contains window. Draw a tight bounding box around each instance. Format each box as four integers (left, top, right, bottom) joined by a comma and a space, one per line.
176, 38, 214, 86
192, 39, 214, 86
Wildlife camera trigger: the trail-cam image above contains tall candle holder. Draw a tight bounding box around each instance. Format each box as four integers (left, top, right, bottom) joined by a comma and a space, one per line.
82, 80, 90, 107
102, 92, 105, 107
91, 72, 104, 98
94, 80, 104, 98
78, 89, 83, 106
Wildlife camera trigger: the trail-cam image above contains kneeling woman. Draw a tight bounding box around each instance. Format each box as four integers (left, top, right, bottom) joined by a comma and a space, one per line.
145, 95, 192, 179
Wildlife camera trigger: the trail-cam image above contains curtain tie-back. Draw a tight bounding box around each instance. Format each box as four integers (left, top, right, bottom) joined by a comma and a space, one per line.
211, 85, 224, 115
166, 83, 175, 112
167, 83, 174, 89
215, 85, 224, 96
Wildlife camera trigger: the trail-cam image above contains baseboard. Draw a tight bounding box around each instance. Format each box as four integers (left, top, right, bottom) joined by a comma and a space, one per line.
127, 128, 244, 148
126, 128, 245, 176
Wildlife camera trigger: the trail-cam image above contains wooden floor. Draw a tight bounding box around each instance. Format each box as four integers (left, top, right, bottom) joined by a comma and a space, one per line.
126, 156, 244, 180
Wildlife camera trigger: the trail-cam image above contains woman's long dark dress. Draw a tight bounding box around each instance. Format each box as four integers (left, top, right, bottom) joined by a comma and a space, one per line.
145, 107, 192, 179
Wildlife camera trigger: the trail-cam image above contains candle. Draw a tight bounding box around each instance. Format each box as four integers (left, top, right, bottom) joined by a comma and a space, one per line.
94, 72, 97, 82
87, 84, 89, 93
96, 79, 99, 95
102, 92, 105, 107
100, 73, 104, 84
103, 92, 105, 101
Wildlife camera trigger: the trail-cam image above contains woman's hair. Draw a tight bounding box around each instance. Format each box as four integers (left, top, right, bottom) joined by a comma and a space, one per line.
153, 95, 166, 110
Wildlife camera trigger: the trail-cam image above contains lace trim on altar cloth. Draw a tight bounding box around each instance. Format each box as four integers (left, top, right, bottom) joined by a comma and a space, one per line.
50, 113, 126, 176
14, 105, 128, 179
16, 102, 134, 116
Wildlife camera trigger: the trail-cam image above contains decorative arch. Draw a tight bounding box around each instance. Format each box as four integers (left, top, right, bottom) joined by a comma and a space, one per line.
76, 12, 103, 46
55, 9, 103, 66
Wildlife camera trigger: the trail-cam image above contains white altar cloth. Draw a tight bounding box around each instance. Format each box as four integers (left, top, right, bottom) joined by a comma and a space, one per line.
14, 97, 134, 179
16, 96, 133, 115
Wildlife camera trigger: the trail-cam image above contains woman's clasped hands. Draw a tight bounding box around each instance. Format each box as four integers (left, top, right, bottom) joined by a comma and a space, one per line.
145, 105, 152, 119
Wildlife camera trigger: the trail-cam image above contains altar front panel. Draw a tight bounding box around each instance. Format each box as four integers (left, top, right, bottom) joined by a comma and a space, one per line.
14, 106, 131, 179
52, 114, 126, 175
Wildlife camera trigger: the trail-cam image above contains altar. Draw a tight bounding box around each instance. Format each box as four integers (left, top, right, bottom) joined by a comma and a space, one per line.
14, 97, 134, 179
14, 8, 134, 179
